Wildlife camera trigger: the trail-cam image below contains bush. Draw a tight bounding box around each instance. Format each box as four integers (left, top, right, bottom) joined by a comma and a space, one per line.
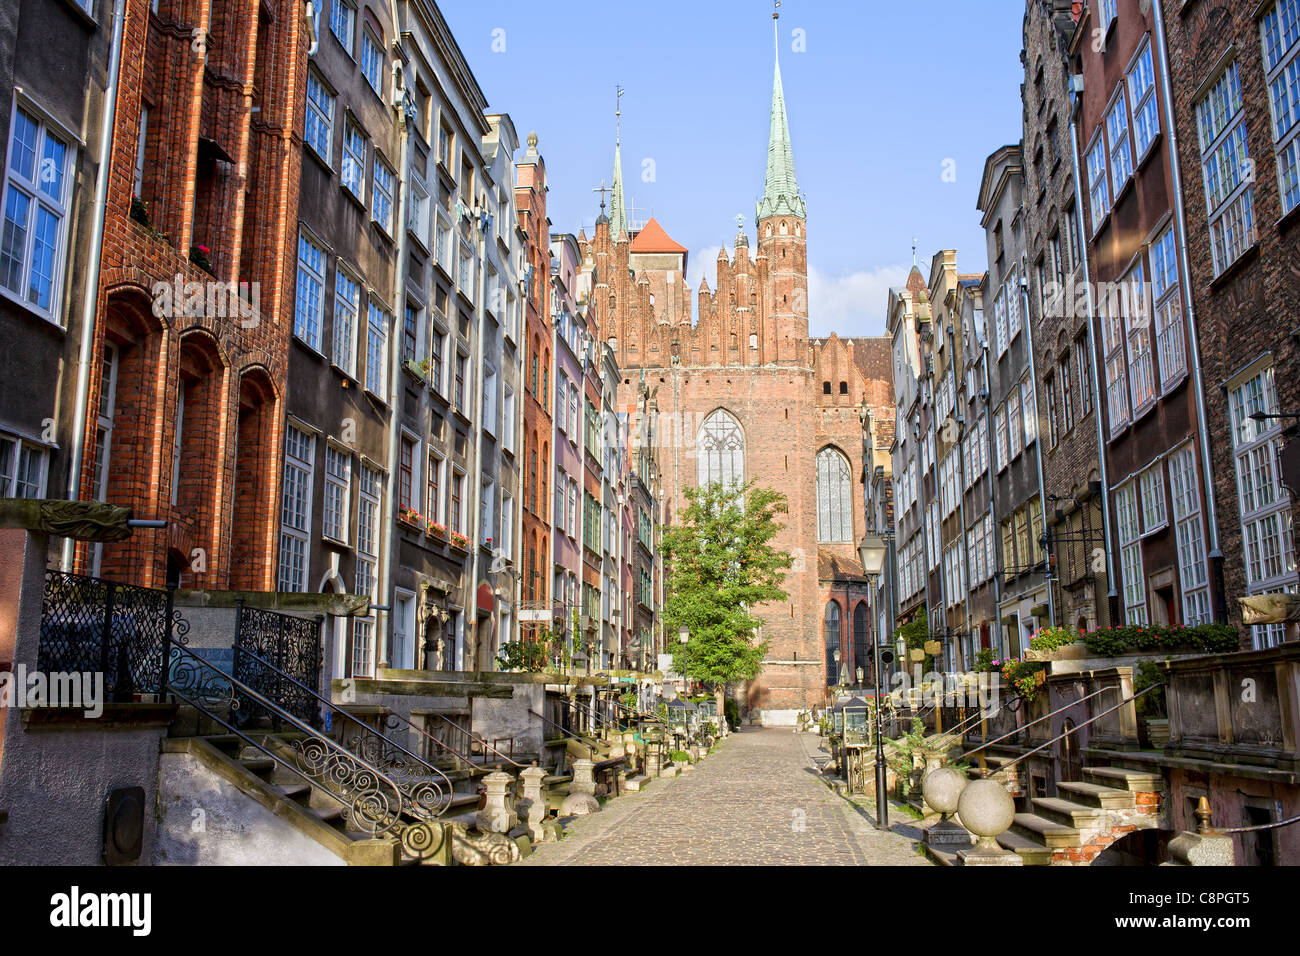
1029, 625, 1080, 652
974, 648, 996, 672
998, 656, 1045, 702
724, 698, 740, 730
1133, 659, 1167, 719
1082, 623, 1239, 657
669, 749, 693, 764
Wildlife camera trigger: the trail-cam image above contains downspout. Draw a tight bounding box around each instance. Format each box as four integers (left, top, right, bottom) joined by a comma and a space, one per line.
982, 343, 1005, 656
949, 321, 973, 671
1068, 82, 1119, 618
467, 194, 489, 671
377, 33, 409, 671
62, 0, 128, 572
1152, 0, 1224, 617
1019, 258, 1056, 627
305, 0, 319, 56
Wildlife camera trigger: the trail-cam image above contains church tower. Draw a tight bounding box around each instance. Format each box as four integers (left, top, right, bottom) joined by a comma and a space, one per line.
755, 7, 808, 365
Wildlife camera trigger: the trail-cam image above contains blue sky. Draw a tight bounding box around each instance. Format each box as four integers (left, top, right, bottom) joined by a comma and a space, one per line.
441, 0, 1027, 337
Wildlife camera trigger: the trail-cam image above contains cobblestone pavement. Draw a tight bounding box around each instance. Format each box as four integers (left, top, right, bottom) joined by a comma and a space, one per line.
520, 727, 932, 866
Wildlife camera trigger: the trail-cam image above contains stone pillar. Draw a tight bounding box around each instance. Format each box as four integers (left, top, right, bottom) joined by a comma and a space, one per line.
955, 779, 1021, 866
645, 746, 661, 778
571, 758, 596, 796
516, 765, 549, 841
475, 771, 518, 834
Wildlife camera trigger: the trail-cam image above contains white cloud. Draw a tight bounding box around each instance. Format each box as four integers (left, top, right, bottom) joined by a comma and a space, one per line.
685, 245, 722, 293
807, 263, 909, 339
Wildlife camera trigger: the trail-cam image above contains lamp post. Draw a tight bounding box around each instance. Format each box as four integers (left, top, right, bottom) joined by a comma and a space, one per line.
858, 532, 889, 829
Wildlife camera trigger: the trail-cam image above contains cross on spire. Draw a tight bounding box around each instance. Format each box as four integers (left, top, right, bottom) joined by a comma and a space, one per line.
593, 180, 609, 214
911, 237, 918, 266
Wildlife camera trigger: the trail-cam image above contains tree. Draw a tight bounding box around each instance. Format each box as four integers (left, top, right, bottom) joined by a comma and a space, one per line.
661, 480, 794, 725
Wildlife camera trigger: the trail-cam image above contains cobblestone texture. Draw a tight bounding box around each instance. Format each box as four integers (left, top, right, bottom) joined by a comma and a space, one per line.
520, 727, 932, 866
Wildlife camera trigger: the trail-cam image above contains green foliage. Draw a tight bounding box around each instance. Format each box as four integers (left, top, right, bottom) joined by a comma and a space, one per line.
998, 656, 1045, 702
1133, 659, 1168, 719
495, 639, 548, 672
973, 648, 996, 672
883, 718, 968, 793
894, 609, 929, 650
668, 749, 693, 764
662, 480, 793, 693
724, 698, 740, 730
1082, 623, 1238, 657
1029, 625, 1080, 652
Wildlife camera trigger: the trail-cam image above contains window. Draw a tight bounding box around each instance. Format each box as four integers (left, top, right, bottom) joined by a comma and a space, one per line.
1078, 334, 1094, 415
481, 478, 495, 546
329, 0, 355, 55
1139, 462, 1167, 534
1262, 0, 1300, 214
1060, 354, 1075, 432
1229, 366, 1298, 647
365, 301, 388, 395
342, 119, 366, 200
816, 447, 853, 542
430, 324, 446, 394
1085, 131, 1110, 230
1006, 272, 1023, 343
458, 241, 475, 300
1149, 224, 1185, 387
1099, 282, 1130, 434
360, 28, 383, 95
1021, 380, 1036, 446
1168, 444, 1211, 624
408, 174, 429, 243
0, 434, 45, 498
372, 155, 394, 233
426, 451, 442, 523
323, 445, 350, 542
1099, 0, 1117, 29
402, 303, 420, 363
483, 363, 498, 434
502, 385, 515, 453
435, 209, 452, 272
1196, 62, 1256, 274
352, 619, 374, 678
133, 107, 148, 197
398, 436, 415, 511
1, 102, 73, 318
1106, 89, 1133, 188
1008, 390, 1023, 459
450, 470, 465, 535
454, 352, 468, 413
294, 232, 325, 350
305, 71, 334, 159
332, 269, 359, 374
1046, 373, 1059, 448
277, 426, 314, 592
356, 463, 380, 598
500, 492, 514, 554
1115, 481, 1147, 624
993, 288, 1008, 357
995, 407, 1008, 472
1128, 40, 1160, 159
824, 602, 841, 687
1123, 265, 1155, 412
697, 409, 744, 490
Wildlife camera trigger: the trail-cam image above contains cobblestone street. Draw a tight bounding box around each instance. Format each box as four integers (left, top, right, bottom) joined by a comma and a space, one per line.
521, 728, 932, 866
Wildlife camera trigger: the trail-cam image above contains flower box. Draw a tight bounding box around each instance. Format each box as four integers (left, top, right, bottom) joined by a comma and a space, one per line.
448, 532, 470, 551
402, 358, 429, 383
427, 522, 447, 539
397, 508, 425, 529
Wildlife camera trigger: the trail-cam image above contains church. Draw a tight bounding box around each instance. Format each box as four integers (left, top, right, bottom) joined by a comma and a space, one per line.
577, 20, 895, 724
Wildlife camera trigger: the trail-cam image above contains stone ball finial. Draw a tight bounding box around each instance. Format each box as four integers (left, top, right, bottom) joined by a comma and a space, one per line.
957, 779, 1016, 850
921, 766, 967, 816
527, 131, 538, 148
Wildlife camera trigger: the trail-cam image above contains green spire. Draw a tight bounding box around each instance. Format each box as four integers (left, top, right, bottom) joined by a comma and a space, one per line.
757, 39, 805, 221
611, 140, 628, 239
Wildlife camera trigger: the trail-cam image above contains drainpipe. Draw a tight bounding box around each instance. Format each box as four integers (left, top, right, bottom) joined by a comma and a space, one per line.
1019, 256, 1056, 627
949, 320, 973, 671
1152, 0, 1224, 618
466, 195, 489, 672
304, 0, 318, 57
377, 35, 409, 672
982, 342, 1005, 657
1068, 84, 1119, 620
62, 0, 127, 572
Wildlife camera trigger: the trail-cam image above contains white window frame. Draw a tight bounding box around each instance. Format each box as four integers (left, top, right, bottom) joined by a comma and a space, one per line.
372, 153, 394, 234
1261, 0, 1300, 216
278, 426, 315, 593
1085, 130, 1110, 232
294, 231, 325, 351
1115, 480, 1147, 624
1149, 223, 1186, 389
342, 118, 366, 201
1138, 460, 1167, 536
329, 0, 356, 56
360, 27, 384, 96
365, 300, 388, 397
1127, 39, 1160, 161
332, 266, 359, 376
1168, 443, 1212, 625
305, 70, 334, 161
323, 444, 351, 543
1196, 61, 1257, 275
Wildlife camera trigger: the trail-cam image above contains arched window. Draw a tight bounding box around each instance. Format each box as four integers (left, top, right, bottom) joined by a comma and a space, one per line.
817, 447, 853, 542
852, 602, 869, 680
697, 409, 744, 490
824, 601, 841, 687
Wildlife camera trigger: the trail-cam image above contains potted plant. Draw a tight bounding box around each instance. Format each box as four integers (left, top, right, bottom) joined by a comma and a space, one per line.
427, 520, 447, 539
189, 243, 214, 274
1025, 625, 1087, 661
448, 531, 470, 551
397, 506, 424, 528
998, 655, 1046, 703
130, 196, 152, 228
403, 358, 429, 383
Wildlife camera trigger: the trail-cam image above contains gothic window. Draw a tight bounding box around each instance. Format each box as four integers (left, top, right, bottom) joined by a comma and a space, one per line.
817, 447, 853, 542
824, 601, 841, 687
697, 409, 744, 490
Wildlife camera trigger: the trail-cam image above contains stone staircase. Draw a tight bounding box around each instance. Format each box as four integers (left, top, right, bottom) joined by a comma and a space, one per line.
995, 765, 1163, 865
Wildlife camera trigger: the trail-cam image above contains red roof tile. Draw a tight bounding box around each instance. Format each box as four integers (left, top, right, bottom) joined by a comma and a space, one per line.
629, 217, 686, 254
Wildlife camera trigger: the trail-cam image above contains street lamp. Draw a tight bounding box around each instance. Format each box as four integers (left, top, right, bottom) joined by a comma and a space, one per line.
858, 532, 890, 829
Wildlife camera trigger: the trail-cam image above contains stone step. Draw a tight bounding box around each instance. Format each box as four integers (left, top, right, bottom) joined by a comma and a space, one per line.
1057, 780, 1136, 810
1030, 797, 1104, 829
445, 793, 480, 811
1084, 766, 1163, 793
1011, 812, 1082, 848
273, 782, 312, 803
238, 757, 276, 776
313, 805, 347, 827
624, 774, 651, 792
996, 830, 1054, 865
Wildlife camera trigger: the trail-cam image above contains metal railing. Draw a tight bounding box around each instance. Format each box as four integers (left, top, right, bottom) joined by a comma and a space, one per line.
565, 697, 619, 735
531, 709, 599, 759
38, 569, 187, 701
165, 642, 448, 851
960, 684, 1122, 764
980, 683, 1164, 779
234, 646, 456, 806
402, 710, 529, 771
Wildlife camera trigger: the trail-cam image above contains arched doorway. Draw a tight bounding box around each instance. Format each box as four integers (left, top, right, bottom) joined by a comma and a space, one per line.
230, 368, 277, 589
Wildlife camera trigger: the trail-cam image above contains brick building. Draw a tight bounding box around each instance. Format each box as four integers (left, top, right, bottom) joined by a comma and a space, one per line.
1021, 0, 1110, 636
1159, 0, 1300, 648
577, 22, 893, 722
82, 0, 305, 591
1068, 0, 1218, 633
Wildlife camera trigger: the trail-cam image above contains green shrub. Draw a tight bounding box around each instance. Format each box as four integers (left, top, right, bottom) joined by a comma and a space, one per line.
1133, 659, 1168, 719
1029, 625, 1081, 652
669, 749, 693, 764
974, 648, 996, 672
1082, 623, 1239, 657
724, 698, 740, 729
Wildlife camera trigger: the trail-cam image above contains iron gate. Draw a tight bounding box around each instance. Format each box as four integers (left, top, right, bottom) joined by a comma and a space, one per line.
232, 602, 324, 727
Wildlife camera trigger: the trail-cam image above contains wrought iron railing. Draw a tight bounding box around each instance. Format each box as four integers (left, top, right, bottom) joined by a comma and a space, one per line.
395, 710, 528, 771
165, 642, 449, 859
38, 569, 188, 701
531, 709, 599, 759
232, 600, 323, 727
